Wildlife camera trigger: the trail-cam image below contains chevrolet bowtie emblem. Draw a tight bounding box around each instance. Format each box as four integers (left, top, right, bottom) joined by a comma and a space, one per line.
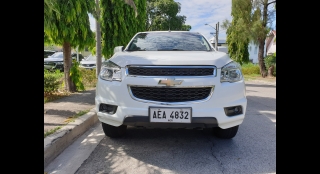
158, 78, 183, 86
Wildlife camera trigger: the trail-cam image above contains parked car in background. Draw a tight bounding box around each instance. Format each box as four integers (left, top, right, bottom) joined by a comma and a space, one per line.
44, 50, 56, 58
44, 52, 84, 71
95, 31, 247, 139
79, 54, 105, 70
71, 53, 85, 62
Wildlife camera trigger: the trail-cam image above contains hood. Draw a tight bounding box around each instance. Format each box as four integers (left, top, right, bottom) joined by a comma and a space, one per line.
44, 57, 63, 62
109, 51, 232, 68
80, 60, 96, 65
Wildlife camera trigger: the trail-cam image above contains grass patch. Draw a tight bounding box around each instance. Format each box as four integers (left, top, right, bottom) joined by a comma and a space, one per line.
241, 63, 260, 75
63, 109, 90, 124
44, 69, 97, 103
44, 109, 90, 138
79, 68, 98, 88
44, 126, 62, 138
241, 63, 276, 82
243, 74, 261, 81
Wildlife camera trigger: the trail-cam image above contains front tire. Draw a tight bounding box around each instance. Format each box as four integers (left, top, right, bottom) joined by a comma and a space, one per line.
213, 125, 239, 139
101, 122, 127, 138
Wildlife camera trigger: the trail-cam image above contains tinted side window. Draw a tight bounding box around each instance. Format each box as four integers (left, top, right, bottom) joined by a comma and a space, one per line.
44, 51, 55, 58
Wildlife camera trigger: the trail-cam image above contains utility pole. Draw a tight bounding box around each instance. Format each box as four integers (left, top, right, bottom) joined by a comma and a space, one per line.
205, 22, 219, 51
216, 22, 219, 51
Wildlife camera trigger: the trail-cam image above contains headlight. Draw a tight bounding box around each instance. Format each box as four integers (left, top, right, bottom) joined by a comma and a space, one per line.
220, 61, 243, 82
99, 61, 122, 81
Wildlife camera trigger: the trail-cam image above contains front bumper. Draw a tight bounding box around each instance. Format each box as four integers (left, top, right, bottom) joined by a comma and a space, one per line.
44, 62, 63, 71
95, 69, 247, 129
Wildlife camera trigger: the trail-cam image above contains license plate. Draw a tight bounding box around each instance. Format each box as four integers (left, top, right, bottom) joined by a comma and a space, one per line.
149, 107, 192, 123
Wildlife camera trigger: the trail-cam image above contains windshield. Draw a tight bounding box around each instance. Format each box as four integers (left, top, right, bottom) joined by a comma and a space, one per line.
49, 52, 64, 58
85, 54, 97, 61
126, 32, 212, 51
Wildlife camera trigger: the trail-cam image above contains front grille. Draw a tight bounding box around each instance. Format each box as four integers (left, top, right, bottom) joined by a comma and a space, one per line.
128, 66, 215, 76
83, 64, 95, 67
44, 62, 56, 66
130, 86, 212, 102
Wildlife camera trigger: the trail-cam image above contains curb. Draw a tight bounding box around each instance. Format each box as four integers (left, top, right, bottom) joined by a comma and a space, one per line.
44, 108, 99, 168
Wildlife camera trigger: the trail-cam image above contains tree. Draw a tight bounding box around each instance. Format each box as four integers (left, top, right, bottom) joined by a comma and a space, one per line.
146, 0, 191, 31
221, 0, 276, 77
44, 0, 96, 92
93, 0, 139, 77
221, 20, 249, 64
100, 0, 147, 58
221, 0, 252, 65
181, 24, 192, 31
252, 0, 276, 77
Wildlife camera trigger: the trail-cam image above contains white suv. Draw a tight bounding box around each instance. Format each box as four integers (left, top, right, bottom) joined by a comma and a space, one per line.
95, 31, 247, 139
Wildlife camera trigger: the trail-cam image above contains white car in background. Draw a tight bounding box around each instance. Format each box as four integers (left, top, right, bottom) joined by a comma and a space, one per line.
95, 31, 247, 139
79, 54, 105, 69
44, 52, 84, 71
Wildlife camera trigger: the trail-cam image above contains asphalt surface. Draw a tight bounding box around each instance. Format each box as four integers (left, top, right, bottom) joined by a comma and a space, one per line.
44, 88, 96, 132
70, 80, 276, 174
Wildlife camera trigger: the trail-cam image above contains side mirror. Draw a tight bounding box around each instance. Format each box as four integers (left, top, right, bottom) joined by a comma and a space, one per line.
113, 46, 124, 54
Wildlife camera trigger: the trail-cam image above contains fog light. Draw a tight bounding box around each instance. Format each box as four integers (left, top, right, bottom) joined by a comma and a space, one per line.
99, 103, 118, 114
224, 106, 243, 116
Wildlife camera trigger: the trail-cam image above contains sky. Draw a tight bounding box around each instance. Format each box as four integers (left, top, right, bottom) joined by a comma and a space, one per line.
89, 0, 276, 42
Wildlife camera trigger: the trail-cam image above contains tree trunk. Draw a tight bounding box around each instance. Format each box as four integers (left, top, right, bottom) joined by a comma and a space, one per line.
258, 39, 267, 77
63, 42, 76, 92
95, 0, 102, 78
257, 0, 269, 78
268, 65, 274, 77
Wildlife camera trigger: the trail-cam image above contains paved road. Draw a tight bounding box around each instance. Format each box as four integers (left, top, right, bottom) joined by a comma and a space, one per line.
46, 81, 276, 174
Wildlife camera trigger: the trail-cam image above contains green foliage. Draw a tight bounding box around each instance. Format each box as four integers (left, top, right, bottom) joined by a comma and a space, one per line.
181, 25, 192, 31
91, 46, 96, 55
146, 0, 190, 31
264, 52, 276, 76
222, 0, 276, 77
79, 68, 98, 87
44, 0, 96, 92
241, 63, 260, 75
226, 37, 250, 65
70, 61, 85, 91
100, 0, 147, 58
44, 70, 64, 94
44, 0, 96, 51
223, 0, 252, 65
264, 52, 276, 69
